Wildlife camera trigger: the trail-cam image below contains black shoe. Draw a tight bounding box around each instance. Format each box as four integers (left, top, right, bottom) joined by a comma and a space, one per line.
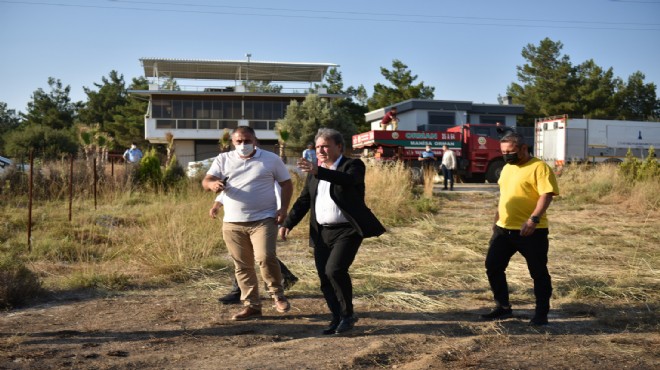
480, 306, 513, 320
321, 317, 341, 335
283, 275, 299, 291
218, 291, 241, 305
529, 315, 548, 326
335, 316, 358, 334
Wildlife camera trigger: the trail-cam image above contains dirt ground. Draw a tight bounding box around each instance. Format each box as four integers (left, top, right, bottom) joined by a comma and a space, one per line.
1, 285, 658, 370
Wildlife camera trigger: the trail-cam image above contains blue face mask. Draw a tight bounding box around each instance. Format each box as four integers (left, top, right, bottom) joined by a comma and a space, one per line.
503, 152, 520, 164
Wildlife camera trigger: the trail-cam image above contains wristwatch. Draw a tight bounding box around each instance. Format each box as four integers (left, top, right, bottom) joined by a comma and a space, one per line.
530, 216, 540, 224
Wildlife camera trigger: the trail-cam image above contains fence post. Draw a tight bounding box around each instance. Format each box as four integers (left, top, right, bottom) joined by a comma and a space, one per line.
27, 149, 34, 252
69, 154, 73, 222
93, 157, 98, 210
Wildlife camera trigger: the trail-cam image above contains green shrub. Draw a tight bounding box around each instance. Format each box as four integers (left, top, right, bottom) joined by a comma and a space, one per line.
137, 148, 162, 189
0, 254, 43, 308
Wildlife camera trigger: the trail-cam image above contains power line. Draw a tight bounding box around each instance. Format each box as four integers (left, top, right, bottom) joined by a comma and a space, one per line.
2, 0, 659, 31
111, 0, 660, 27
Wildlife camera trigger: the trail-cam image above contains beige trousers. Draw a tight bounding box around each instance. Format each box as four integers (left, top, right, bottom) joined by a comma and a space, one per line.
222, 218, 283, 308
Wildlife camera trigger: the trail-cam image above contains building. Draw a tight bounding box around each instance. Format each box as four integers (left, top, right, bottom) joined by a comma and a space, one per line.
365, 98, 525, 131
128, 57, 342, 166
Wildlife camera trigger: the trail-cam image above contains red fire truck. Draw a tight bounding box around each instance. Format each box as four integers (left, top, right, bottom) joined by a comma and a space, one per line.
352, 123, 506, 183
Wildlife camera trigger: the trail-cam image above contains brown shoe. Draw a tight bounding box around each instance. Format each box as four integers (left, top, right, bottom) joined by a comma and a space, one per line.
273, 297, 290, 313
232, 306, 262, 321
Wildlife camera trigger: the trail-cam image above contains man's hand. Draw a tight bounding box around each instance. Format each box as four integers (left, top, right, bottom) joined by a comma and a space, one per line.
275, 209, 288, 225
278, 227, 291, 241
296, 157, 318, 175
520, 219, 537, 237
209, 205, 220, 219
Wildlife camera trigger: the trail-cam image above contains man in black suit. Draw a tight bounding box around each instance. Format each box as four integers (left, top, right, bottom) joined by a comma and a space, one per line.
280, 128, 386, 335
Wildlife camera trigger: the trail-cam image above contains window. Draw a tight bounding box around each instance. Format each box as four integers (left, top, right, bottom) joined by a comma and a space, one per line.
428, 112, 455, 126
182, 101, 194, 119
198, 120, 217, 129
178, 120, 196, 129
156, 119, 175, 129
480, 115, 505, 125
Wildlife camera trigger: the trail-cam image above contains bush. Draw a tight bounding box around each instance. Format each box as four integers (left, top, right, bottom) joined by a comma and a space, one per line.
0, 254, 43, 308
137, 148, 162, 189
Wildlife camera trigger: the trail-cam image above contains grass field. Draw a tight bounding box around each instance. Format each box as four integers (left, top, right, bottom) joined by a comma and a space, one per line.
0, 161, 658, 369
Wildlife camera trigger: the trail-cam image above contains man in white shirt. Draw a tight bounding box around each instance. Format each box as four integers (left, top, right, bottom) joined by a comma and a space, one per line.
441, 145, 457, 190
280, 128, 385, 336
203, 126, 293, 320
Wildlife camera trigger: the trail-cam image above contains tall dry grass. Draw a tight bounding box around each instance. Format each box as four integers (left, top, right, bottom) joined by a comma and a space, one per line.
2, 161, 658, 324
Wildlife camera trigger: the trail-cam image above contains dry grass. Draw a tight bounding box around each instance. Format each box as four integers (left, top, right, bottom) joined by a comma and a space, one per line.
1, 161, 658, 328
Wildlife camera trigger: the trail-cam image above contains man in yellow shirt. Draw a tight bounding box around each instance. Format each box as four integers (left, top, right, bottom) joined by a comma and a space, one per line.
481, 132, 559, 326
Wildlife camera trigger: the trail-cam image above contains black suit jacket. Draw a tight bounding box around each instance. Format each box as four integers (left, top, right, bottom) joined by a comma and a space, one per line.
283, 157, 386, 245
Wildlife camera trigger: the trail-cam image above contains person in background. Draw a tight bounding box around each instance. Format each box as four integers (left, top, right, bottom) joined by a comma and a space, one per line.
202, 126, 293, 320
440, 145, 457, 190
380, 107, 398, 130
418, 145, 436, 170
123, 143, 143, 163
210, 184, 299, 304
280, 128, 386, 335
480, 132, 559, 326
302, 143, 317, 164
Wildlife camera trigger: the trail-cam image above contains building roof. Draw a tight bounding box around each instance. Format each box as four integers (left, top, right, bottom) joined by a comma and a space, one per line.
365, 99, 524, 121
140, 58, 338, 82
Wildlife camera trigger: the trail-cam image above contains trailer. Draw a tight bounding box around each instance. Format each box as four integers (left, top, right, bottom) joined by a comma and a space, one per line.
534, 115, 660, 167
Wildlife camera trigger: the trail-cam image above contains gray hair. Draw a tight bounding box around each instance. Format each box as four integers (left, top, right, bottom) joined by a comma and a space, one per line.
315, 128, 344, 149
500, 131, 525, 147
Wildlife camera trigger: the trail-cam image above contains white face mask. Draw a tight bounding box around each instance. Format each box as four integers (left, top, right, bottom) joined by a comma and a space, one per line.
235, 143, 254, 157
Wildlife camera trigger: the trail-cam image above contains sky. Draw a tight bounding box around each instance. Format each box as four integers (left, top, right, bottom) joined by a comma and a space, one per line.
1, 0, 659, 114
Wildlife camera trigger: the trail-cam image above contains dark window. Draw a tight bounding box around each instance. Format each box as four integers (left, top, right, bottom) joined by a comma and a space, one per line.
178, 120, 196, 129
172, 100, 183, 118
244, 101, 254, 119
156, 119, 175, 129
194, 101, 206, 118
198, 120, 217, 129
480, 115, 505, 125
182, 101, 194, 119
152, 99, 172, 118
211, 101, 222, 119
219, 120, 238, 129
428, 112, 455, 126
252, 121, 268, 130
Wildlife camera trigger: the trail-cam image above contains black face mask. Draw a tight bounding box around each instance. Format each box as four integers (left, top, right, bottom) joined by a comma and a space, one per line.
503, 152, 520, 164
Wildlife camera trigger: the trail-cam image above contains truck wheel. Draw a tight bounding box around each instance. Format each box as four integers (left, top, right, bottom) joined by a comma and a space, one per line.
486, 160, 505, 183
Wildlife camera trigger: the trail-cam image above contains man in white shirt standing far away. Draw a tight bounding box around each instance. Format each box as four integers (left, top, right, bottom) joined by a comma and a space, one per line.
203, 126, 293, 320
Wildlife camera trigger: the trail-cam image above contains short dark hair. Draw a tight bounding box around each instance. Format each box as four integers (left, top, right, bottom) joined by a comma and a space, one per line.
315, 128, 344, 150
232, 126, 257, 139
500, 132, 525, 147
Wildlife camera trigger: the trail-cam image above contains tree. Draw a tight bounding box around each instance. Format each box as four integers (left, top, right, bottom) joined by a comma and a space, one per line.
574, 59, 617, 118
4, 124, 77, 159
106, 76, 150, 150
367, 60, 435, 110
613, 72, 660, 120
22, 77, 79, 130
78, 70, 127, 129
275, 94, 357, 150
0, 102, 22, 153
243, 80, 283, 93
317, 67, 370, 132
507, 38, 577, 123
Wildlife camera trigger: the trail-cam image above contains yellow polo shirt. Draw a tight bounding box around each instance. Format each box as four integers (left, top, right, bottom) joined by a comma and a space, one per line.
496, 157, 559, 229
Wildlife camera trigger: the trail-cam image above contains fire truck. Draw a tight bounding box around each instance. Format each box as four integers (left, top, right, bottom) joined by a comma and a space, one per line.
352, 123, 506, 183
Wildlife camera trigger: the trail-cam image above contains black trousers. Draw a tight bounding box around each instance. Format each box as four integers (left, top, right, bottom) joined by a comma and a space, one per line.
441, 165, 454, 189
315, 224, 363, 318
485, 226, 552, 314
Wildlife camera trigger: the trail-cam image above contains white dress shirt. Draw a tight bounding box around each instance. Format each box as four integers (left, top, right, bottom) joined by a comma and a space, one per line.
315, 155, 349, 225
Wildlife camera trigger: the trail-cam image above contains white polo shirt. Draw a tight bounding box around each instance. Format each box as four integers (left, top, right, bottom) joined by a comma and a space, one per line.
207, 148, 291, 222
